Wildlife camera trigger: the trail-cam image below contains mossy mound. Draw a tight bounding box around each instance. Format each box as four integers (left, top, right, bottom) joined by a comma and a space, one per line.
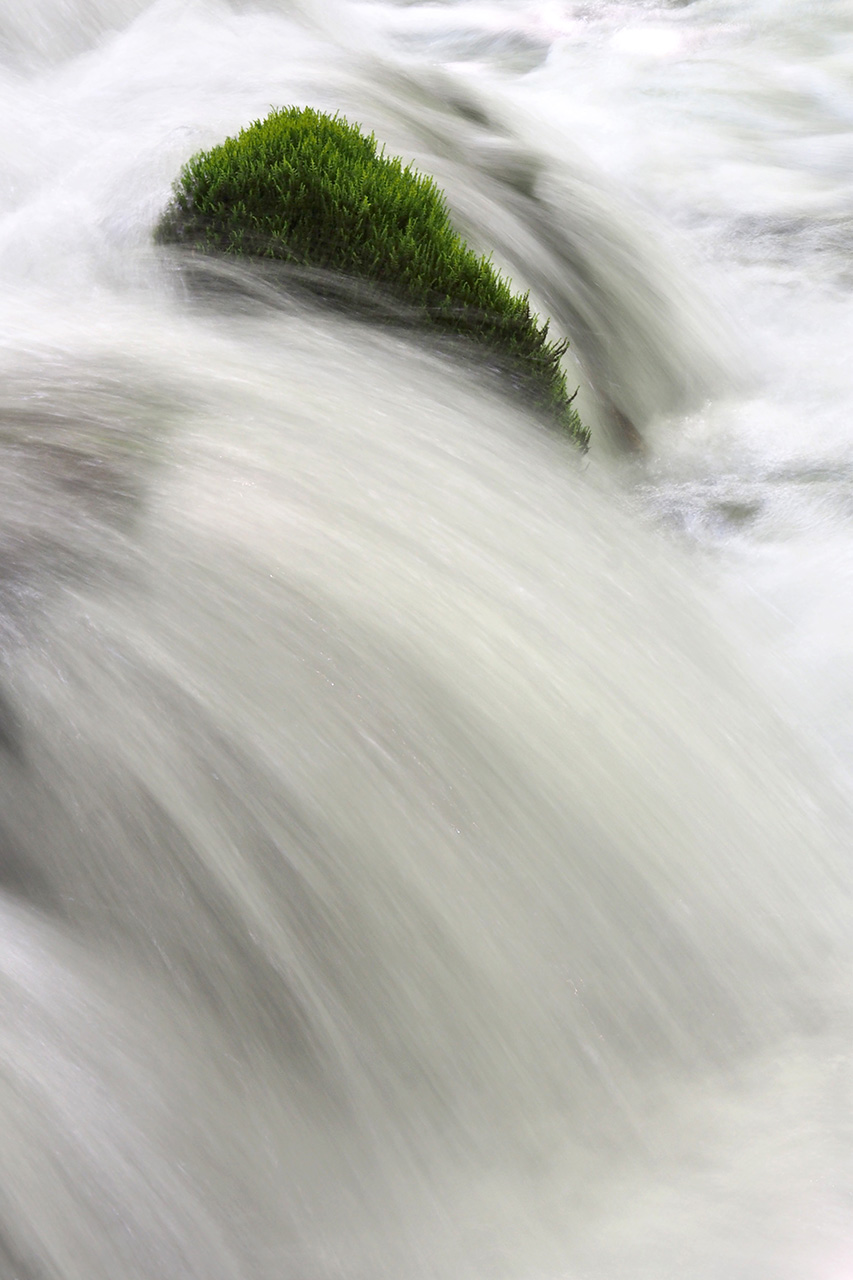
156, 106, 588, 448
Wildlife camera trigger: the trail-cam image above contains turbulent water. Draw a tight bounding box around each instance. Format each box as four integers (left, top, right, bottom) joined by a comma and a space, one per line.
1, 1, 853, 1277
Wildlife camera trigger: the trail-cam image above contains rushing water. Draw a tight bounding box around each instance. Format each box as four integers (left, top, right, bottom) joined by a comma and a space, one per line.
1, 1, 853, 1277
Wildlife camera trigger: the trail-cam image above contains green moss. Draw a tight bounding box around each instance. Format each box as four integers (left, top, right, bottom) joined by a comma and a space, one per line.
156, 106, 588, 448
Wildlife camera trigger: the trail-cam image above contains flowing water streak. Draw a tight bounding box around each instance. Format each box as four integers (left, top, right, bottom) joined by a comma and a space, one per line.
0, 1, 851, 1278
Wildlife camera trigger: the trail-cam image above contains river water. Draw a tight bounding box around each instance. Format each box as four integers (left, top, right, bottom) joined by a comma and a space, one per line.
1, 1, 852, 1277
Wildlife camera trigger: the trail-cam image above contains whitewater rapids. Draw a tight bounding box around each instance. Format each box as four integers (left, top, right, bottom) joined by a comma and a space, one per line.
0, 1, 852, 1277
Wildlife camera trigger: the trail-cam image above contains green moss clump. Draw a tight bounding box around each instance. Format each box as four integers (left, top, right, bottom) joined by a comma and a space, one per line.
156, 106, 587, 448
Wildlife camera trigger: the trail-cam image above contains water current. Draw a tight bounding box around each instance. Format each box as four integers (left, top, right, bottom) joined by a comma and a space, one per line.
0, 1, 852, 1276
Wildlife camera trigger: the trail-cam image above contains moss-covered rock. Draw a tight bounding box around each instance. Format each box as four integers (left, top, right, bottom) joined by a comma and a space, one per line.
156, 106, 587, 448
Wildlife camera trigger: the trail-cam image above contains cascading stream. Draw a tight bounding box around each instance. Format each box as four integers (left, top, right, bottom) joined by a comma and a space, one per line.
0, 2, 851, 1277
